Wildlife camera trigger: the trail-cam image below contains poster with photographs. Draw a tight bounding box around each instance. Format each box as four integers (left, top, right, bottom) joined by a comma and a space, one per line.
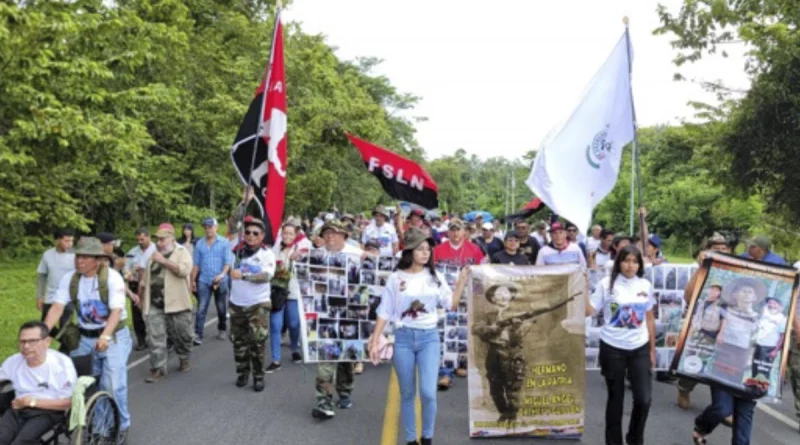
297, 249, 395, 363
671, 253, 799, 401
586, 264, 698, 370
467, 264, 586, 439
436, 263, 468, 374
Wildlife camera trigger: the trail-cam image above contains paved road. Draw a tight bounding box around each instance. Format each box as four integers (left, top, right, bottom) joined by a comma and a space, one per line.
122, 316, 799, 445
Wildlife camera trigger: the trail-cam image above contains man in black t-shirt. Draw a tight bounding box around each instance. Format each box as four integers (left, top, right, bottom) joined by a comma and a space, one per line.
513, 220, 540, 264
491, 231, 531, 265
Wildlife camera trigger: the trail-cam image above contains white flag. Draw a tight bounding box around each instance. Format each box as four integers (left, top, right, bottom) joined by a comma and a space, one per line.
526, 32, 634, 234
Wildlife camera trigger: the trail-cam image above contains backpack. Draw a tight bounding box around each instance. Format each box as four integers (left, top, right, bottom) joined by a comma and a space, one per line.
56, 264, 123, 351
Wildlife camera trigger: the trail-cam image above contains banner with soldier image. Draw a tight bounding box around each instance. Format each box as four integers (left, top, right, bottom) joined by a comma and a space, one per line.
467, 264, 586, 439
297, 249, 396, 363
671, 253, 799, 401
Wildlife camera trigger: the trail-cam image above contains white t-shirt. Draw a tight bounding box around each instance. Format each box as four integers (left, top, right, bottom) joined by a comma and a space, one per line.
54, 269, 128, 330
755, 308, 787, 347
123, 243, 156, 279
361, 223, 399, 257
590, 275, 655, 350
595, 249, 612, 270
37, 248, 76, 303
586, 237, 601, 253
230, 247, 276, 307
535, 243, 587, 268
0, 350, 77, 401
377, 270, 453, 329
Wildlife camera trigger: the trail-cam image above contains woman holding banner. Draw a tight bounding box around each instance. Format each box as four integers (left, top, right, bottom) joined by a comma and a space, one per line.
586, 245, 656, 445
368, 227, 454, 445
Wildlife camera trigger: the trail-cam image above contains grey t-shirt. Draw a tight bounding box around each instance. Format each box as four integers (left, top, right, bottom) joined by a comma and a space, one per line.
37, 248, 76, 303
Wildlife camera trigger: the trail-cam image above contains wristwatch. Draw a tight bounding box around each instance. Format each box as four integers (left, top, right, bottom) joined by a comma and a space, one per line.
100, 335, 113, 342
29, 397, 37, 408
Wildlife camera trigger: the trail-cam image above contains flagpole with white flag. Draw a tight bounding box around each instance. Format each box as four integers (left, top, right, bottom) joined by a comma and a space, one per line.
624, 17, 644, 237
526, 24, 635, 236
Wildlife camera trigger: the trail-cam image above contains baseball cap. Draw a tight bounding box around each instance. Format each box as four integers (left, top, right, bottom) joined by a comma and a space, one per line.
648, 234, 662, 249
549, 222, 565, 232
202, 217, 218, 227
504, 231, 522, 241
96, 232, 116, 244
746, 235, 770, 251
403, 227, 433, 251
243, 217, 266, 231
155, 223, 175, 238
408, 209, 424, 218
481, 222, 493, 231
706, 232, 727, 248
448, 218, 465, 230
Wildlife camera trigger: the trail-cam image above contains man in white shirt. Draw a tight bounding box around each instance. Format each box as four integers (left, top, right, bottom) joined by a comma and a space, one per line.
44, 237, 133, 444
535, 222, 587, 268
35, 229, 76, 352
123, 227, 156, 351
0, 321, 76, 445
361, 207, 399, 257
586, 225, 603, 253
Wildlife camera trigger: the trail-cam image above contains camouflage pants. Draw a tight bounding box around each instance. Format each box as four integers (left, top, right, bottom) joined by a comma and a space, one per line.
789, 343, 800, 419
486, 347, 525, 419
146, 307, 193, 372
316, 363, 354, 402
230, 302, 270, 377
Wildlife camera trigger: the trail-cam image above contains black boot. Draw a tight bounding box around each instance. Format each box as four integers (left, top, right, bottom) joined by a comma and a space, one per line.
421, 439, 432, 445
236, 374, 249, 388
253, 376, 265, 392
406, 442, 419, 445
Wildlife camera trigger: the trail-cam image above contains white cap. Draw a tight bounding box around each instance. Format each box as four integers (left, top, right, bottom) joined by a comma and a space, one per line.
324, 213, 335, 222
482, 222, 494, 231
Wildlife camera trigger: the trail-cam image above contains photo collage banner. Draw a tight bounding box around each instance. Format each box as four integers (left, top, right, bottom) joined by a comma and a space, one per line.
297, 250, 468, 363
586, 263, 698, 370
467, 264, 586, 439
671, 253, 799, 401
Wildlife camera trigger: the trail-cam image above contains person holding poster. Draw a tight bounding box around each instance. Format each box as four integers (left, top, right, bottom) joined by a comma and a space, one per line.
587, 245, 656, 445
368, 227, 453, 445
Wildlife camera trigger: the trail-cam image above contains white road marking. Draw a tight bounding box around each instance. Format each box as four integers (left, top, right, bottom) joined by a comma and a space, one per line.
757, 401, 799, 430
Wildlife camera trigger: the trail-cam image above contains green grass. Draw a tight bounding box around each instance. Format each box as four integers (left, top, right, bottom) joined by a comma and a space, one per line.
0, 258, 40, 361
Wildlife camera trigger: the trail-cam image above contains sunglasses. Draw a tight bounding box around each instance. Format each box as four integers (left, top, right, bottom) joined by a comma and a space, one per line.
244, 230, 262, 236
19, 337, 45, 346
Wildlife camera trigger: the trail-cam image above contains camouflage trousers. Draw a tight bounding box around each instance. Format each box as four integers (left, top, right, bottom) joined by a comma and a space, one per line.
146, 307, 193, 372
789, 343, 800, 419
230, 302, 270, 377
316, 362, 354, 403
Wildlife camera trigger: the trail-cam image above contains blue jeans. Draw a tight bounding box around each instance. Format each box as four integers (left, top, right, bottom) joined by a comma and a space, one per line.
195, 280, 229, 339
393, 327, 440, 442
71, 327, 133, 430
270, 300, 300, 362
695, 387, 756, 445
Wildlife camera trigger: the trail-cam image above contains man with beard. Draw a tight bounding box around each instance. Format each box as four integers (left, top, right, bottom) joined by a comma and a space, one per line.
139, 224, 194, 383
513, 220, 541, 265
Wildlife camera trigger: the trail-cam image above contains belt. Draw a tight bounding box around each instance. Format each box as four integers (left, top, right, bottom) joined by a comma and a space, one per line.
79, 328, 104, 338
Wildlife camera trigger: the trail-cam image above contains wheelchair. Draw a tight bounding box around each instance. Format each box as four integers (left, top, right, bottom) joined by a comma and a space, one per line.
0, 354, 121, 445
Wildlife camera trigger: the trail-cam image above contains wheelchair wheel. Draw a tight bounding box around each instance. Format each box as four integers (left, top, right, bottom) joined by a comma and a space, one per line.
73, 390, 120, 445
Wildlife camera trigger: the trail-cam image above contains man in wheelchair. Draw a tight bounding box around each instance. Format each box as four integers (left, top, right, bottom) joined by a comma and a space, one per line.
0, 321, 77, 445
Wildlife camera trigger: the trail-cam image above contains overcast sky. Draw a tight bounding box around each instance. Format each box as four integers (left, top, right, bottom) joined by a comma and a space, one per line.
284, 0, 749, 160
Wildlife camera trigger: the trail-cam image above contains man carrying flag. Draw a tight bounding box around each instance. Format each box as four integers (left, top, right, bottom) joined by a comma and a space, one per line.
230, 6, 287, 246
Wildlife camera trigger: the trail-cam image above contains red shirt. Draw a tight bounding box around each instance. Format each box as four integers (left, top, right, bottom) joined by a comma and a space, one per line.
433, 240, 484, 267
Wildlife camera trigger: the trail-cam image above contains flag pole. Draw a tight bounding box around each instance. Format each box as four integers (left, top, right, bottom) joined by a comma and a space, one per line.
241, 3, 282, 251
623, 17, 643, 239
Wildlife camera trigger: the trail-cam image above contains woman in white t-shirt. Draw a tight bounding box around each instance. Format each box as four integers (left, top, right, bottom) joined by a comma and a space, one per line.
369, 228, 453, 445
587, 245, 655, 445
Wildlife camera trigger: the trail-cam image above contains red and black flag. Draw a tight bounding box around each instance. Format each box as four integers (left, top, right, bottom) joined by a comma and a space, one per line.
230, 8, 287, 244
347, 134, 439, 209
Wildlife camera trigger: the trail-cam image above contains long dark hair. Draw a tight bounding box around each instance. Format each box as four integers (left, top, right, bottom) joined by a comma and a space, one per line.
609, 245, 645, 293
395, 242, 440, 287
177, 224, 195, 245
609, 236, 632, 260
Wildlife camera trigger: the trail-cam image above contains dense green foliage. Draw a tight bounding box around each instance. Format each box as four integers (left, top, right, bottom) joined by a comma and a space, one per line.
3, 0, 799, 261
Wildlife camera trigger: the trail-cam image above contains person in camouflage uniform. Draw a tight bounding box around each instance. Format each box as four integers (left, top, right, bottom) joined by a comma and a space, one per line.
228, 217, 276, 392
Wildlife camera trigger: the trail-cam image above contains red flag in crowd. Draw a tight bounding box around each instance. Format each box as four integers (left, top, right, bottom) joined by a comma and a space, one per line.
522, 198, 544, 212
347, 134, 439, 209
230, 9, 287, 244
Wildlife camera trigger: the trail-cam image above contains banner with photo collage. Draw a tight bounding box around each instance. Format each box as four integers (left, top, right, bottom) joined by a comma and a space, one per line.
297, 249, 398, 363
671, 253, 798, 402
467, 264, 586, 439
436, 263, 468, 374
586, 263, 699, 371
